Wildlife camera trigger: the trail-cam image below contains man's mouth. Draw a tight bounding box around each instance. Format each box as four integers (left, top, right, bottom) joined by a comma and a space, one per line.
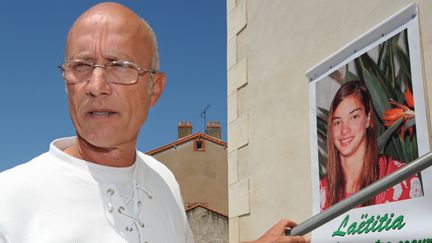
89, 111, 115, 115
87, 109, 118, 118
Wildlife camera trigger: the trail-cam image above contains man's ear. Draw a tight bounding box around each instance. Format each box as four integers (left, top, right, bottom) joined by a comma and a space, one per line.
150, 72, 166, 107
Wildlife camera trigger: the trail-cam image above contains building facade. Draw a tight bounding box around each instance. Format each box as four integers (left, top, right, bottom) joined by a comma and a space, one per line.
147, 121, 228, 242
227, 0, 432, 242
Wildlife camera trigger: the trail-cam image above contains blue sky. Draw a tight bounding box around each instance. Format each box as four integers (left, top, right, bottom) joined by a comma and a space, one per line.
0, 1, 227, 172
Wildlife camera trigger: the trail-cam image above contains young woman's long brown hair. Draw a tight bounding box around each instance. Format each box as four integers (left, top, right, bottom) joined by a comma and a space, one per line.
326, 80, 379, 207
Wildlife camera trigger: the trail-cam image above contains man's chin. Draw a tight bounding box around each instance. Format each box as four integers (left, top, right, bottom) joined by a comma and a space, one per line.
76, 133, 121, 150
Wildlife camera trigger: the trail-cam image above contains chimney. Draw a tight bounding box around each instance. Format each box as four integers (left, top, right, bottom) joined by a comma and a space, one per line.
178, 121, 192, 139
205, 121, 222, 139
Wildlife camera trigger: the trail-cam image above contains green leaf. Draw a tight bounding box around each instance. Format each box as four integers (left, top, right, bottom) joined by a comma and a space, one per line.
317, 107, 329, 117
377, 117, 403, 153
411, 133, 418, 161
395, 71, 406, 104
317, 117, 327, 135
377, 42, 386, 69
405, 117, 415, 128
360, 53, 384, 81
344, 64, 359, 82
384, 138, 398, 158
400, 138, 408, 162
395, 43, 411, 82
318, 151, 327, 178
354, 58, 365, 81
362, 68, 392, 117
384, 36, 396, 87
390, 136, 405, 161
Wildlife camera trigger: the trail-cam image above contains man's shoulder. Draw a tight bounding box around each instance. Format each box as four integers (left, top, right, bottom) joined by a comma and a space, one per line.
0, 152, 53, 214
136, 152, 177, 185
136, 152, 183, 203
0, 152, 61, 202
0, 152, 50, 183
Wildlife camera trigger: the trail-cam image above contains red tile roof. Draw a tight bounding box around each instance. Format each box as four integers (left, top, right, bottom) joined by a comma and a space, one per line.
185, 203, 228, 218
146, 132, 227, 155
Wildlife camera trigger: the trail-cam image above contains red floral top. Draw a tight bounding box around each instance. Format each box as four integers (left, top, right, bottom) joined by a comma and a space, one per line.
320, 155, 422, 211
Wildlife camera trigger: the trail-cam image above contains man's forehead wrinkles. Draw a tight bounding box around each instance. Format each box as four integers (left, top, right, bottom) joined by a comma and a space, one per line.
69, 40, 140, 63
70, 51, 134, 63
67, 12, 139, 47
65, 5, 153, 67
68, 32, 137, 62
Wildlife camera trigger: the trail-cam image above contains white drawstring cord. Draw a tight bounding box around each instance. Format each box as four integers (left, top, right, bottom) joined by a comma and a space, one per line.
107, 188, 115, 213
119, 185, 135, 207
137, 186, 153, 199
106, 183, 152, 243
118, 201, 144, 231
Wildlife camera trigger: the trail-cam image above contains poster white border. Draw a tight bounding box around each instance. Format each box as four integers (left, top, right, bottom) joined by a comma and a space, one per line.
307, 2, 431, 242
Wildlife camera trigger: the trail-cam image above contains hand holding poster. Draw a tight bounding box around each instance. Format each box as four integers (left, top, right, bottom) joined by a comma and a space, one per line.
307, 3, 432, 242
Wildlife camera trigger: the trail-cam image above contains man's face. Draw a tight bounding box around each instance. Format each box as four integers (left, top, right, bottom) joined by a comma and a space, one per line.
65, 14, 164, 148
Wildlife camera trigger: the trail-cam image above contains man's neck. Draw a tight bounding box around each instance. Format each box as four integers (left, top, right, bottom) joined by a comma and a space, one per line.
63, 136, 136, 167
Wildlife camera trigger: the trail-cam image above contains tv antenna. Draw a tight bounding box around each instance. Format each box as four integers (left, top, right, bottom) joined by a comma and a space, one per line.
199, 104, 211, 131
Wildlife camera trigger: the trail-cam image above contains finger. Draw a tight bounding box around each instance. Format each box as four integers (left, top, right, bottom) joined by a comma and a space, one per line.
278, 219, 298, 229
272, 235, 306, 243
265, 219, 293, 235
286, 236, 307, 243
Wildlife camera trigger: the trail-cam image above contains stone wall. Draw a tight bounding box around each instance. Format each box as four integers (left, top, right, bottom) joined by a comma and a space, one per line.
187, 206, 228, 243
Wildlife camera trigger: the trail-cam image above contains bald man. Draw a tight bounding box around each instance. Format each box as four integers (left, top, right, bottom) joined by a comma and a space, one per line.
0, 3, 308, 243
0, 2, 191, 243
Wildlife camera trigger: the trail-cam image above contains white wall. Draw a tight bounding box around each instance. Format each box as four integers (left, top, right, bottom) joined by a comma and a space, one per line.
227, 0, 432, 242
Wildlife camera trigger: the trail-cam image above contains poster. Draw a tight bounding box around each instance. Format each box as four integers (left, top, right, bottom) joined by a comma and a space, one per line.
307, 3, 432, 242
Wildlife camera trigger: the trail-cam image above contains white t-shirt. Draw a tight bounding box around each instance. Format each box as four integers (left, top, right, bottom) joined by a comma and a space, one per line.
0, 137, 194, 243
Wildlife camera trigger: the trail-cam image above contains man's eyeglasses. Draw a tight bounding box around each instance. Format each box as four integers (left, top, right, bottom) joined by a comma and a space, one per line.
59, 59, 156, 85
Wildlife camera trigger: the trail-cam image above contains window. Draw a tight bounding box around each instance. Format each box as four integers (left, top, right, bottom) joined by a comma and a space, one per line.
194, 140, 205, 152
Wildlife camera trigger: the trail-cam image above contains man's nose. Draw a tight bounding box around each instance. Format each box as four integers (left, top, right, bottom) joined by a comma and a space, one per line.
85, 67, 112, 97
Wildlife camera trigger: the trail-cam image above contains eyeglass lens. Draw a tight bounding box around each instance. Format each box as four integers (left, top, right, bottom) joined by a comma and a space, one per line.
63, 61, 138, 84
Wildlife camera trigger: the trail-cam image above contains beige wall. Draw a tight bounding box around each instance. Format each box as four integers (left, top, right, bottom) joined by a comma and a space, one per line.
153, 139, 228, 215
227, 0, 432, 242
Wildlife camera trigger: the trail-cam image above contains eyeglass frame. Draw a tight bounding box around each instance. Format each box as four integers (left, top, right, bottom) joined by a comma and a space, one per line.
58, 59, 158, 85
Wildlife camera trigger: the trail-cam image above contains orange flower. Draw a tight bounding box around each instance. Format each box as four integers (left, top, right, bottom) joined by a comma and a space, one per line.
381, 98, 415, 140
404, 86, 414, 108
382, 108, 405, 127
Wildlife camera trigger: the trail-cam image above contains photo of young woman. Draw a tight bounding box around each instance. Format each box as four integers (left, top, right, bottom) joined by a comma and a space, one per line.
319, 80, 423, 211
